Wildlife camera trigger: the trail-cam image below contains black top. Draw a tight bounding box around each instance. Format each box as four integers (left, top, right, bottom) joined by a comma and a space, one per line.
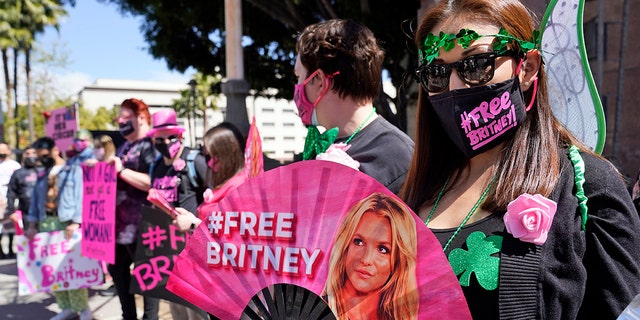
335, 116, 414, 194
429, 148, 640, 319
6, 167, 37, 215
150, 147, 208, 214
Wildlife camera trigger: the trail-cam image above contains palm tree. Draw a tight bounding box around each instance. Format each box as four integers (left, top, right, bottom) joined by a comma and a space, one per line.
172, 72, 222, 146
0, 2, 22, 146
16, 0, 66, 143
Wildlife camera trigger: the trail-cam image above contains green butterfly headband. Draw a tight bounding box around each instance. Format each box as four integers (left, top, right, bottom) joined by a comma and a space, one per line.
419, 28, 541, 65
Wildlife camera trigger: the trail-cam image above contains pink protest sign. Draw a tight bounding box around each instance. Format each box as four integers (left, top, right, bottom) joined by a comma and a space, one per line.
167, 160, 471, 319
81, 162, 117, 264
44, 105, 78, 154
15, 230, 103, 295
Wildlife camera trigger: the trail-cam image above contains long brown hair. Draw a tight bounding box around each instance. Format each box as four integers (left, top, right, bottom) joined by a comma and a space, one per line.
399, 0, 592, 212
203, 122, 245, 188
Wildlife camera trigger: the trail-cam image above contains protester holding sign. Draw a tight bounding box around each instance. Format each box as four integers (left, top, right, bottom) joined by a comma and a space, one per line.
147, 109, 208, 320
25, 137, 93, 320
293, 19, 414, 194
107, 98, 160, 320
323, 193, 418, 320
399, 0, 640, 318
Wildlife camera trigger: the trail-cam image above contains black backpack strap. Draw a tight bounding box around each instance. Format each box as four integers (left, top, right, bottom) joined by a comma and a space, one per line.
149, 154, 162, 180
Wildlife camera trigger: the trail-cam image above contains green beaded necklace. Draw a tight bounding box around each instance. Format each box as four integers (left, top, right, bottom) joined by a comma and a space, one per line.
344, 107, 377, 144
425, 176, 496, 252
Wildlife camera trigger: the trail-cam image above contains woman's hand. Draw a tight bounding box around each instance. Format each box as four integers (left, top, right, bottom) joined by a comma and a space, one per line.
173, 207, 202, 232
106, 155, 123, 173
65, 223, 80, 240
84, 158, 99, 167
26, 226, 38, 240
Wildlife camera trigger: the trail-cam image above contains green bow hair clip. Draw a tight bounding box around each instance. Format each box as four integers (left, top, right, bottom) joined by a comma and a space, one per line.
302, 126, 339, 160
419, 28, 541, 65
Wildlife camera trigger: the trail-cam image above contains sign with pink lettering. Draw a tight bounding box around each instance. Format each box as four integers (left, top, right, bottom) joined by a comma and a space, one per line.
81, 162, 117, 264
130, 206, 198, 309
15, 230, 103, 295
167, 160, 471, 319
44, 105, 78, 154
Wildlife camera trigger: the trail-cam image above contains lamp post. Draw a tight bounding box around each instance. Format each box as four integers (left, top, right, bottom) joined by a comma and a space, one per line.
188, 79, 197, 146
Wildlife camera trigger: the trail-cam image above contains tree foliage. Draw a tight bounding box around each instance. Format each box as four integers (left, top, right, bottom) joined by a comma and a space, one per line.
99, 0, 421, 131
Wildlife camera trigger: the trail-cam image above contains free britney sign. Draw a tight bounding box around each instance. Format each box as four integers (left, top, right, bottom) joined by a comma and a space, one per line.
15, 230, 103, 295
167, 160, 471, 319
81, 162, 117, 264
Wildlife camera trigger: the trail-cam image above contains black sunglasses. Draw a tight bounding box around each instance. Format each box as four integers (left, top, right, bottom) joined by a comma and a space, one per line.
415, 51, 519, 93
154, 135, 179, 144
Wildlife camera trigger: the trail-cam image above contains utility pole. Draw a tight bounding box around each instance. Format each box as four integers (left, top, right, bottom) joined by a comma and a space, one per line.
222, 0, 250, 136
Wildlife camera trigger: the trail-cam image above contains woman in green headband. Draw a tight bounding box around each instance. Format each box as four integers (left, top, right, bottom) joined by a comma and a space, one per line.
399, 0, 640, 319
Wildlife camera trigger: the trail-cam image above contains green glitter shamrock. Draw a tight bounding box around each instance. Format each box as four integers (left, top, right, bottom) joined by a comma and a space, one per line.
448, 231, 503, 290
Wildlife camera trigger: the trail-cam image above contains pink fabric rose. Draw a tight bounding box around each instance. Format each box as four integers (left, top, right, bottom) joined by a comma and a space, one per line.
203, 188, 214, 204
316, 143, 360, 170
173, 158, 186, 171
503, 193, 557, 245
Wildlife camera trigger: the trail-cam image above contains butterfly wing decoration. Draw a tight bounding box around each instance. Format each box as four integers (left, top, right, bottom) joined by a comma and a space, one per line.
541, 0, 606, 153
166, 160, 471, 319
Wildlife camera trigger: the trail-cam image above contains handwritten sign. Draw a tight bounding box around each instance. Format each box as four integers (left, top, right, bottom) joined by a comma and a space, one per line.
130, 206, 196, 309
15, 230, 103, 295
81, 162, 117, 264
44, 105, 78, 154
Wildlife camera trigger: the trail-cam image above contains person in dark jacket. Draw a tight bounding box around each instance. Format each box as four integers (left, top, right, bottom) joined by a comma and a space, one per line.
2, 146, 37, 259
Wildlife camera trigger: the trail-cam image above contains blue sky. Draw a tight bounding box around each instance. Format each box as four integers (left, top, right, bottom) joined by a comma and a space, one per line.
38, 0, 192, 97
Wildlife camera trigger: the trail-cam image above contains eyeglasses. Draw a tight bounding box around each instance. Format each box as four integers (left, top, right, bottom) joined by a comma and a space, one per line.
415, 51, 518, 93
154, 135, 179, 144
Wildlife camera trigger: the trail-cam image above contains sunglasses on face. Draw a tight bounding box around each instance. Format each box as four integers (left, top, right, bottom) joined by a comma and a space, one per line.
415, 51, 519, 93
154, 135, 179, 144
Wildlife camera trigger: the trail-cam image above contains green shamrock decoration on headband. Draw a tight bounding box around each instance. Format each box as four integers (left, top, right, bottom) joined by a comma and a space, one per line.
448, 231, 503, 290
419, 28, 541, 65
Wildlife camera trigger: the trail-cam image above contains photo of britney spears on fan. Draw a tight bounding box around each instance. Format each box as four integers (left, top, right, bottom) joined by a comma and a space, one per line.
322, 193, 419, 320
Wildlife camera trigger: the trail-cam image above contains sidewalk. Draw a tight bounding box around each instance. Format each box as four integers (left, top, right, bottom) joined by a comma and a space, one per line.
0, 236, 173, 320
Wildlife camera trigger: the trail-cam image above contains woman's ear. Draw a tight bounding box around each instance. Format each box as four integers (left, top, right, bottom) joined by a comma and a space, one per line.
519, 49, 541, 91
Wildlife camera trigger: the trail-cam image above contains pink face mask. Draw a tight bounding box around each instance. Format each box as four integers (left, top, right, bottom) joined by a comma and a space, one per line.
293, 69, 340, 125
207, 156, 218, 172
73, 139, 89, 152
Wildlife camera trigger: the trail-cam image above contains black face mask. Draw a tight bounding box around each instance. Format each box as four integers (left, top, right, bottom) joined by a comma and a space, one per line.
428, 76, 527, 159
0, 154, 7, 160
119, 120, 135, 137
40, 155, 55, 168
24, 156, 38, 168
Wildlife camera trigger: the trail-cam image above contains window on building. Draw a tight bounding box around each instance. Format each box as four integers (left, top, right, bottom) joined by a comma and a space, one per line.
283, 136, 295, 141
262, 108, 274, 113
263, 122, 275, 127
283, 123, 295, 127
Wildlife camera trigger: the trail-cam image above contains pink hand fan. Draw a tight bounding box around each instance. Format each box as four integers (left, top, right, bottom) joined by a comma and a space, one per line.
167, 160, 471, 319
